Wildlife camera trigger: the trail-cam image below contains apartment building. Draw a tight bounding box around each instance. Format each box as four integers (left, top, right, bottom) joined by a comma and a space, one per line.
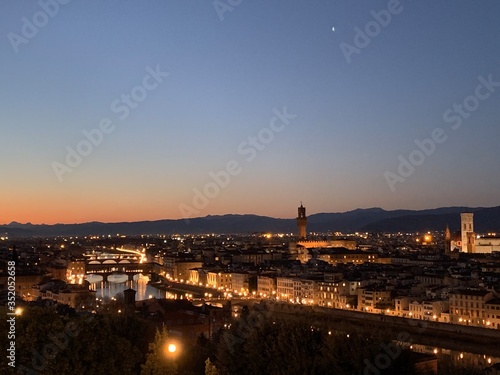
449, 289, 493, 326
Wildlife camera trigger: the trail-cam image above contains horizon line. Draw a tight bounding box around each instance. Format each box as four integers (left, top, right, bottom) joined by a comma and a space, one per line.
1, 204, 491, 226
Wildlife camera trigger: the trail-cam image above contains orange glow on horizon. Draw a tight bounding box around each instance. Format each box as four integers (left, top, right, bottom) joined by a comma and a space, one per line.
0, 197, 299, 225
1, 182, 305, 224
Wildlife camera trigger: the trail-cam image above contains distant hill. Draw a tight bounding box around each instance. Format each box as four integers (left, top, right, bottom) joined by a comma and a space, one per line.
360, 206, 500, 233
0, 226, 35, 237
1, 206, 499, 237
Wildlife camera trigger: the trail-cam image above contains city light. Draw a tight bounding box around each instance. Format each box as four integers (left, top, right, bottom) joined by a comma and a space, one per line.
4, 206, 500, 372
164, 340, 181, 358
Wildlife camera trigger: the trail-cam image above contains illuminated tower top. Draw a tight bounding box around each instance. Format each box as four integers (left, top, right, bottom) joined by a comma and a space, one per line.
445, 225, 451, 241
444, 225, 451, 254
297, 203, 307, 239
298, 202, 306, 219
460, 212, 474, 253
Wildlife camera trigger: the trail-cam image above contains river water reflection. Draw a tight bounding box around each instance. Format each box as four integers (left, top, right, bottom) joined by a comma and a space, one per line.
408, 343, 500, 370
85, 274, 499, 370
86, 273, 169, 301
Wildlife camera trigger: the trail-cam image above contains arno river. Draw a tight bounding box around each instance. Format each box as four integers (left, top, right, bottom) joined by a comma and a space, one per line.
86, 273, 167, 300
85, 274, 499, 371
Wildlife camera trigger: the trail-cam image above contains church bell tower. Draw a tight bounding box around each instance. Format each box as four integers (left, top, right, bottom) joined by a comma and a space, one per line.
297, 203, 307, 239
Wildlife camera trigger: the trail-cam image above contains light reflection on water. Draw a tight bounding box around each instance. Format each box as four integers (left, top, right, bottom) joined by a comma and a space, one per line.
88, 273, 167, 301
86, 275, 499, 370
407, 343, 500, 369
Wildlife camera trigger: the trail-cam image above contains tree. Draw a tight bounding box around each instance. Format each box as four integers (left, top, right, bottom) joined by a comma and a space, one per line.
205, 358, 219, 375
214, 316, 419, 375
141, 326, 178, 375
4, 306, 142, 375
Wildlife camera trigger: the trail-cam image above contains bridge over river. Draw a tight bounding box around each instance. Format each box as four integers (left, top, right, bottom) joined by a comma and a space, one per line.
86, 261, 162, 281
84, 246, 162, 281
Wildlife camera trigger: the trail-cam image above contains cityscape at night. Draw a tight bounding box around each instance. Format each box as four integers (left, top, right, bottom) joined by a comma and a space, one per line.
2, 206, 500, 374
2, 1, 500, 374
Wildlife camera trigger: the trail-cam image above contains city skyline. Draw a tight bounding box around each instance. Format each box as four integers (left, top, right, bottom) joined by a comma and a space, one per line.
2, 1, 500, 225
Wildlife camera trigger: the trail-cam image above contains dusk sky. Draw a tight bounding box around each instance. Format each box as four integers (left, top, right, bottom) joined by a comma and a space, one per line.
1, 1, 500, 224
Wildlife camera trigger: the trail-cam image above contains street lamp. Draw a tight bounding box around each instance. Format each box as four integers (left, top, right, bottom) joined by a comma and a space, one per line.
163, 340, 180, 358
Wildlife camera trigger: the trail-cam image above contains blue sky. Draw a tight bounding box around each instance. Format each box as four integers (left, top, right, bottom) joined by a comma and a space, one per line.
1, 0, 500, 224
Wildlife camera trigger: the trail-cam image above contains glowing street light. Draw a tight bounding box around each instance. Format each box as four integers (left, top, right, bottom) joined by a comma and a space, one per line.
163, 340, 181, 358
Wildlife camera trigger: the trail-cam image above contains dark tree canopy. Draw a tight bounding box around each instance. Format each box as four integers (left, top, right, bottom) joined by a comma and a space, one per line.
214, 317, 419, 375
0, 306, 490, 375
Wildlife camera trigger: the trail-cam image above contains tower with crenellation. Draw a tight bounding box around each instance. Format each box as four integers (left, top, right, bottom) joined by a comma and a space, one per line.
297, 203, 307, 240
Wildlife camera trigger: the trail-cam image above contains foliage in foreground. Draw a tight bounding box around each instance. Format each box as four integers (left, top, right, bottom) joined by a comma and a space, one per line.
1, 305, 493, 375
1, 306, 153, 375
213, 317, 418, 375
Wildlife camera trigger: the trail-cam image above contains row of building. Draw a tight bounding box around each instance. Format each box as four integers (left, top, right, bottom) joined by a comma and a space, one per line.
174, 266, 500, 330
